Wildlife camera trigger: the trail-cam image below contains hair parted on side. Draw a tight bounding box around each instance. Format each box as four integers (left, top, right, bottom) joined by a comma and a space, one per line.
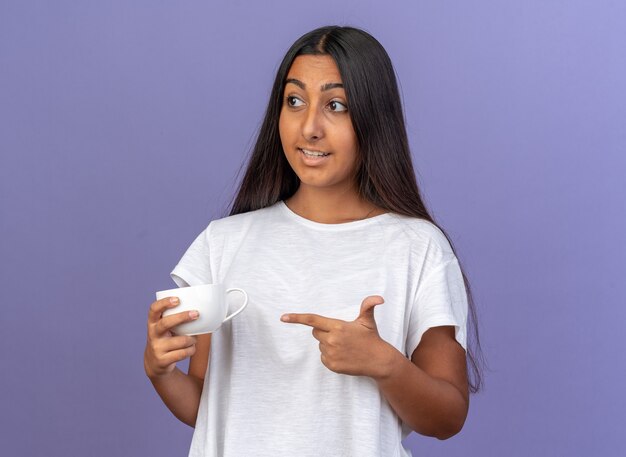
228, 25, 485, 393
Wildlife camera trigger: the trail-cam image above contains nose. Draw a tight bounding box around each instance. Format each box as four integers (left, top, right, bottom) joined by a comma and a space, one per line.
301, 105, 324, 142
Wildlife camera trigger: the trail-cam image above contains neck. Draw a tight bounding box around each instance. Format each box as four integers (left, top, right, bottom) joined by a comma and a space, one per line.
285, 185, 384, 224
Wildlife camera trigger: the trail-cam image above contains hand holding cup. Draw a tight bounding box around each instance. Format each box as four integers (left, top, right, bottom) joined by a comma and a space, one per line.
144, 284, 248, 379
143, 296, 200, 379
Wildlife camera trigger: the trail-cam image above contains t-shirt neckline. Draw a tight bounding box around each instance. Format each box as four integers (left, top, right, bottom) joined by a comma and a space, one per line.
277, 200, 393, 231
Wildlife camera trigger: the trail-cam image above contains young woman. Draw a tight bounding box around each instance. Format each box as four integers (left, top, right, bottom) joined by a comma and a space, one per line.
144, 25, 484, 456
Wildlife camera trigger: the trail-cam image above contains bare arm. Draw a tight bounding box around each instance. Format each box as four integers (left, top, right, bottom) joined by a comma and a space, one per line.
147, 367, 204, 427
374, 326, 469, 439
144, 297, 212, 427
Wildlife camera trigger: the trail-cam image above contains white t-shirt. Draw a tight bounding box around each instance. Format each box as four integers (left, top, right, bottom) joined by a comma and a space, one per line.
170, 200, 468, 457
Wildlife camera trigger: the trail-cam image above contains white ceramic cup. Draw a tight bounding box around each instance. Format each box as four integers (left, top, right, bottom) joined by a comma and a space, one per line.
155, 284, 248, 335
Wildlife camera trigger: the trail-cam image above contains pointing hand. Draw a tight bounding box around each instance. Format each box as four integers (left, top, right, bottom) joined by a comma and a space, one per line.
281, 295, 394, 378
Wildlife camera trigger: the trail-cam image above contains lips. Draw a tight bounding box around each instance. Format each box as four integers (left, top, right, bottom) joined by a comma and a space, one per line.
298, 147, 331, 157
297, 147, 331, 166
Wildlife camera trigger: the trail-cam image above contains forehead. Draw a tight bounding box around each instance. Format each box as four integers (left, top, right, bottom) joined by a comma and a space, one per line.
286, 55, 342, 84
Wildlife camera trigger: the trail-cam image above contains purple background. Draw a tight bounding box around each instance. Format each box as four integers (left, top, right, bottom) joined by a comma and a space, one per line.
2, 1, 625, 455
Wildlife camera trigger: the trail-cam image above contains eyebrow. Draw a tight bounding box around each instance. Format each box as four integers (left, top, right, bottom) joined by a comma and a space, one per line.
285, 78, 344, 92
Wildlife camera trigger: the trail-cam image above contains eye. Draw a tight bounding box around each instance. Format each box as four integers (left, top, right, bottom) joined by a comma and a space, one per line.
286, 96, 304, 107
328, 100, 348, 112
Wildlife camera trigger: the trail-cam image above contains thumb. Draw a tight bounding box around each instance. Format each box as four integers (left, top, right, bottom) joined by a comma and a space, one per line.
356, 295, 385, 327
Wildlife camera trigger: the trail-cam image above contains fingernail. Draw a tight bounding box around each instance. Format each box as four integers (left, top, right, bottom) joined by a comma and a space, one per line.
189, 311, 199, 319
170, 297, 179, 305
280, 315, 290, 322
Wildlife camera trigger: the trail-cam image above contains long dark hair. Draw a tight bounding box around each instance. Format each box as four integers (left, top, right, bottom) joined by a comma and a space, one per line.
229, 25, 484, 393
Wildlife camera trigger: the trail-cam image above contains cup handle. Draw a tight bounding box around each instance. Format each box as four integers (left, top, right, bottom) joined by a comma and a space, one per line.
223, 288, 249, 323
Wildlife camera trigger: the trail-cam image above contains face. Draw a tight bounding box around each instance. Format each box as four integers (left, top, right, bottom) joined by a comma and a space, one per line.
279, 54, 359, 193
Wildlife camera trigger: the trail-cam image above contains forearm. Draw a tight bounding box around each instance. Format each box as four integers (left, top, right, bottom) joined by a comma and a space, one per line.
374, 344, 468, 439
147, 367, 204, 427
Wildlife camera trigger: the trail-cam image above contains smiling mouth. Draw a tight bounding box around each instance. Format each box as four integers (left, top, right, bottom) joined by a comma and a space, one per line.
299, 148, 331, 157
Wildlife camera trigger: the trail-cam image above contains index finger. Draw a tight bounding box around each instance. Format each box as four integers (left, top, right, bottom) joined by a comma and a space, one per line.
280, 313, 340, 331
148, 297, 179, 324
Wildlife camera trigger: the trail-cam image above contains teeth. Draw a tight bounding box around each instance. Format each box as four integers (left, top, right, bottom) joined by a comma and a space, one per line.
301, 149, 329, 157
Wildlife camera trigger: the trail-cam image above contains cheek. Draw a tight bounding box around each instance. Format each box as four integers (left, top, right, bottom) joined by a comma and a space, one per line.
278, 113, 296, 145
279, 116, 297, 167
344, 136, 359, 171
338, 131, 359, 162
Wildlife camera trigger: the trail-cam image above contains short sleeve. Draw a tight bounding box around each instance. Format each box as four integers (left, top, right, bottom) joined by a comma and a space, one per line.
170, 222, 213, 288
405, 257, 468, 357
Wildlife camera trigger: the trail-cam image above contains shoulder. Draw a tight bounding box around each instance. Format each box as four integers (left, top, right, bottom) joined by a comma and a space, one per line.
206, 203, 281, 237
379, 214, 458, 274
389, 215, 453, 252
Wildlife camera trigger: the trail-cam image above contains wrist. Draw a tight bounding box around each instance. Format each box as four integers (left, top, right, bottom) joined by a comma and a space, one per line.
147, 366, 177, 383
370, 341, 404, 381
144, 355, 175, 382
